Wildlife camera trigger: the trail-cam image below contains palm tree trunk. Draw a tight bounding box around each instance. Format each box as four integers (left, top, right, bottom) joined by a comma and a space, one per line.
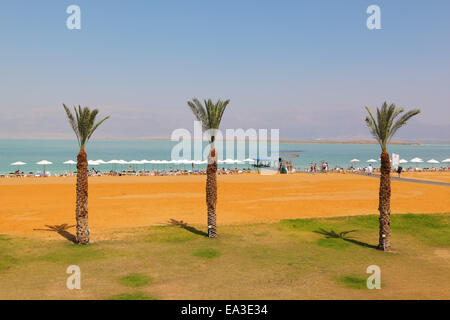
76, 149, 89, 244
206, 149, 218, 238
378, 150, 391, 251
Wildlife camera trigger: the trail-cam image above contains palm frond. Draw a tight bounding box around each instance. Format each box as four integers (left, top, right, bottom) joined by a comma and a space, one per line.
62, 104, 110, 149
63, 104, 80, 146
186, 98, 230, 141
388, 109, 421, 141
364, 102, 420, 151
88, 116, 110, 140
187, 98, 208, 130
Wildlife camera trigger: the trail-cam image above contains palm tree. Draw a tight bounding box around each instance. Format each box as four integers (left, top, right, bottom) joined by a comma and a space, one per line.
63, 105, 110, 244
187, 98, 230, 238
365, 102, 420, 251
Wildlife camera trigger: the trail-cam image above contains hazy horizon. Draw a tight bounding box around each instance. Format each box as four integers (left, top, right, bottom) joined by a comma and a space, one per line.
1, 0, 449, 140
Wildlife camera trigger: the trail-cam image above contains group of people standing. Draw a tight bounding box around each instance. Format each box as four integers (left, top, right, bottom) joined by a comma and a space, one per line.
309, 161, 329, 173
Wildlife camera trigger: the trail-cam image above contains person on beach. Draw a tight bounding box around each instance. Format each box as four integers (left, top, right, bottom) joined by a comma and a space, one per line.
368, 164, 373, 175
397, 166, 403, 178
313, 163, 317, 174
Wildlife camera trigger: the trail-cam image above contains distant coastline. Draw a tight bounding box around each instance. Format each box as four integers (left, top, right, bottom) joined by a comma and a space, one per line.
2, 137, 450, 145
278, 139, 423, 145
92, 137, 427, 145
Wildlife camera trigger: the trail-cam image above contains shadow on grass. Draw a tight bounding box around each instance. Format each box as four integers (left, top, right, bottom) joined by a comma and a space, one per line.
167, 219, 208, 237
34, 224, 77, 243
314, 228, 377, 249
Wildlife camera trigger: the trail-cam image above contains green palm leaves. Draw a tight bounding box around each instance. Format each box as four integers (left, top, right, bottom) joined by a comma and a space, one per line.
365, 102, 420, 151
63, 104, 110, 149
187, 98, 230, 142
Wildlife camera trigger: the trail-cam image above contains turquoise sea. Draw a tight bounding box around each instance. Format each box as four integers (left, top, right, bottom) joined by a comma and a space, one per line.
0, 139, 449, 174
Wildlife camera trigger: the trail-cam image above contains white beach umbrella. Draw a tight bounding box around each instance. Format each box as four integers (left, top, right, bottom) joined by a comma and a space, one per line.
107, 159, 119, 166
442, 158, 450, 163
218, 159, 234, 165
36, 160, 53, 176
63, 160, 76, 172
106, 160, 120, 171
350, 159, 360, 162
243, 158, 255, 169
149, 160, 160, 170
128, 160, 139, 168
399, 159, 408, 164
139, 160, 151, 171
427, 159, 439, 164
187, 160, 203, 170
165, 160, 173, 170
11, 161, 27, 166
159, 160, 169, 170
36, 160, 52, 165
366, 159, 377, 163
127, 160, 141, 171
221, 159, 237, 169
410, 157, 423, 163
10, 161, 26, 174
224, 158, 236, 164
88, 160, 100, 166
177, 159, 191, 170
188, 159, 197, 170
95, 159, 107, 164
184, 159, 196, 170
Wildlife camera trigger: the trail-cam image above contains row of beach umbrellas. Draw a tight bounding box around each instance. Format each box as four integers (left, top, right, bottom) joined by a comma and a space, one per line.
11, 157, 450, 168
350, 158, 450, 164
10, 158, 257, 172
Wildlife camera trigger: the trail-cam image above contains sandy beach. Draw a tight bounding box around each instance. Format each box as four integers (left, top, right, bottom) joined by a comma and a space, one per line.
1, 172, 449, 239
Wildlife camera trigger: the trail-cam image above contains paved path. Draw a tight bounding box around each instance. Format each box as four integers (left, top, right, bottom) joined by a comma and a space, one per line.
351, 173, 450, 187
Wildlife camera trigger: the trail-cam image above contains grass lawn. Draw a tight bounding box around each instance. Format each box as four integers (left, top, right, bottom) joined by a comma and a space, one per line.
0, 213, 449, 299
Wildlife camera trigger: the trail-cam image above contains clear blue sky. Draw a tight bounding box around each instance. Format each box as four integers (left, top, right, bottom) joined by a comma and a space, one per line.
0, 0, 449, 140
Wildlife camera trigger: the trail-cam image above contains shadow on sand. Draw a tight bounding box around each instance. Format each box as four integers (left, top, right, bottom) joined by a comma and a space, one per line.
167, 219, 208, 237
314, 228, 377, 249
34, 224, 77, 243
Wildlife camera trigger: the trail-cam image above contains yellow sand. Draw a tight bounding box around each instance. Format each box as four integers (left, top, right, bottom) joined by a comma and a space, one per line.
0, 173, 449, 238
